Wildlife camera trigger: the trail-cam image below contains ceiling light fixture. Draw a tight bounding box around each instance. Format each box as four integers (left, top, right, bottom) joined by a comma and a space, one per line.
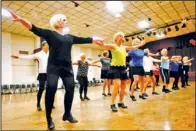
72, 1, 79, 7
181, 23, 187, 28
153, 32, 156, 36
175, 25, 179, 31
106, 1, 124, 16
138, 20, 149, 29
163, 30, 167, 35
167, 27, 171, 32
2, 8, 11, 18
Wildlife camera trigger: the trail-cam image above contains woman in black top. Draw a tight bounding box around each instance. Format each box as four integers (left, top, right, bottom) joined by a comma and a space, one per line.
8, 9, 103, 130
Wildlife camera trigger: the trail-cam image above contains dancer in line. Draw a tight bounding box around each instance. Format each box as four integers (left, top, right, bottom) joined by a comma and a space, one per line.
73, 53, 100, 101
128, 38, 159, 101
143, 48, 161, 96
169, 56, 181, 90
8, 9, 103, 130
183, 56, 194, 86
153, 63, 160, 86
177, 56, 186, 88
11, 41, 55, 111
93, 50, 112, 96
95, 32, 146, 112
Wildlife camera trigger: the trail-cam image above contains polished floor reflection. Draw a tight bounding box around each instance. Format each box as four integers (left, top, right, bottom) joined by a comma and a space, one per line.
2, 81, 195, 130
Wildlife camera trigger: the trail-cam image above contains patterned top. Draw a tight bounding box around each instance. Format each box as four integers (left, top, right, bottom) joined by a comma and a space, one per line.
100, 57, 111, 70
77, 60, 89, 77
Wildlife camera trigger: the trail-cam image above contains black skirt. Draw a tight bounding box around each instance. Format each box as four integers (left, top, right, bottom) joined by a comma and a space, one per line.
37, 73, 47, 81
132, 66, 145, 76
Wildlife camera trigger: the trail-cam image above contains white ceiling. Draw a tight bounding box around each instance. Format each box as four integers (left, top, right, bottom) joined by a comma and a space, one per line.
2, 1, 195, 49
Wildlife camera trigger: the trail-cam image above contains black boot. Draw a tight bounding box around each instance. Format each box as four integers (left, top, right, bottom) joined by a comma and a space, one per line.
152, 92, 159, 95
130, 95, 137, 101
84, 96, 90, 100
143, 93, 148, 97
37, 104, 42, 111
139, 94, 147, 100
80, 94, 84, 101
108, 93, 112, 96
47, 116, 55, 130
118, 103, 127, 108
102, 93, 107, 96
111, 104, 118, 112
62, 113, 78, 123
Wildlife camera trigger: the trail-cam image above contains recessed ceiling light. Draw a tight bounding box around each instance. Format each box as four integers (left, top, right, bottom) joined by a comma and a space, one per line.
106, 1, 124, 16
115, 13, 121, 17
2, 8, 11, 18
138, 20, 149, 29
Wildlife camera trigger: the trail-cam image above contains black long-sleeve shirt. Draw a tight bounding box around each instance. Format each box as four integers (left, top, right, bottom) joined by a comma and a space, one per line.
30, 24, 93, 75
30, 24, 92, 64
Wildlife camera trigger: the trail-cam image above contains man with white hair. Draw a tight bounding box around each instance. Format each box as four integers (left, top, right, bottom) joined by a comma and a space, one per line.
8, 9, 103, 130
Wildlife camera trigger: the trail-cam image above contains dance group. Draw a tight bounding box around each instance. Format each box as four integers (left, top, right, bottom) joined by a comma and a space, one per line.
8, 9, 194, 130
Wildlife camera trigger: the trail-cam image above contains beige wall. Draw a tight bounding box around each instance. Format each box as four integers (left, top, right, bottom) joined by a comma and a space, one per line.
2, 32, 103, 85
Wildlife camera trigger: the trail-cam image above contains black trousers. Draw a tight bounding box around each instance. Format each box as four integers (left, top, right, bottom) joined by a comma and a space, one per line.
183, 69, 189, 85
155, 75, 159, 85
170, 71, 179, 88
37, 80, 46, 105
77, 76, 88, 97
179, 70, 185, 87
45, 64, 75, 120
37, 73, 47, 106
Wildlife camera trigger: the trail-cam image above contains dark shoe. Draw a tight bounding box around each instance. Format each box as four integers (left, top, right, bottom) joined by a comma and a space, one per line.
139, 94, 147, 100
147, 85, 151, 87
102, 93, 107, 96
165, 89, 171, 93
111, 104, 118, 112
156, 84, 160, 86
130, 95, 137, 101
84, 96, 90, 100
134, 88, 138, 91
47, 117, 55, 130
152, 92, 159, 95
108, 93, 112, 96
136, 86, 140, 89
37, 104, 42, 111
186, 84, 190, 86
172, 87, 177, 90
118, 103, 127, 108
181, 86, 186, 88
143, 93, 148, 97
63, 114, 78, 123
175, 87, 180, 90
80, 96, 84, 101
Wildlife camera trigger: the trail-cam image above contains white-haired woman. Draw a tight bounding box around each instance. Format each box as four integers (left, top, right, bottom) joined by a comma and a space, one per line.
127, 38, 159, 101
93, 50, 112, 97
95, 32, 146, 112
8, 9, 103, 130
182, 56, 194, 86
73, 53, 100, 101
143, 48, 161, 96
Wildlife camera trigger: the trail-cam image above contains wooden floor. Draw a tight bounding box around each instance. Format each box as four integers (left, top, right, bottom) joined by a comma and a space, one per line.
2, 81, 195, 130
